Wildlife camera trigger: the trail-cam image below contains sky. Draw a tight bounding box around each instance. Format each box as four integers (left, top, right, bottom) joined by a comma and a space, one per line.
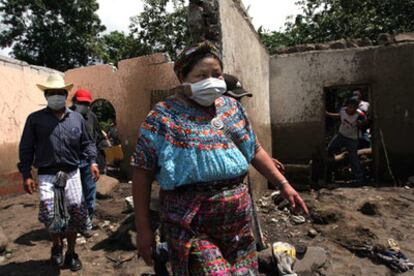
97, 0, 301, 33
0, 0, 301, 56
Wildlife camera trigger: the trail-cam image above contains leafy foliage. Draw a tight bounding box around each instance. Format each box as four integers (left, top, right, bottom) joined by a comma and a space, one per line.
0, 0, 190, 68
91, 99, 116, 131
97, 31, 147, 65
260, 0, 414, 54
129, 0, 189, 60
0, 0, 105, 71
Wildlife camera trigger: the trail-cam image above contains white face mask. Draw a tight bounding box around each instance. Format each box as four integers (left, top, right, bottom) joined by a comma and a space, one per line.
74, 103, 89, 115
46, 95, 66, 110
189, 78, 227, 106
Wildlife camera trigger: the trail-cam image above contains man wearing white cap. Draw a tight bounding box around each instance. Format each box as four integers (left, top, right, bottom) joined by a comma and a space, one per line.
18, 73, 99, 271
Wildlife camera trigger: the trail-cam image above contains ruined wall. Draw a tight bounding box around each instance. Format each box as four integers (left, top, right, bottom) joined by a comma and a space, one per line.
219, 0, 272, 193
0, 56, 60, 194
65, 53, 179, 173
270, 43, 414, 177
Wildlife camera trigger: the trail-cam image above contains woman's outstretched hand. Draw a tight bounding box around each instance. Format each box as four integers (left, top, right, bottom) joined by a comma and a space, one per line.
137, 225, 155, 266
280, 183, 309, 215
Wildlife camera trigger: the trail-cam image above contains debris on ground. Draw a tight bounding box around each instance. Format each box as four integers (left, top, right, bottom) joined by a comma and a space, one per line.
310, 208, 343, 225
259, 186, 414, 275
375, 247, 414, 273
307, 228, 318, 238
358, 202, 380, 216
291, 215, 306, 225
0, 185, 413, 275
272, 242, 296, 275
125, 196, 134, 211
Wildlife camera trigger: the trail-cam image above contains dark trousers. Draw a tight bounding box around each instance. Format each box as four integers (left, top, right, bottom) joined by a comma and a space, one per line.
327, 133, 364, 179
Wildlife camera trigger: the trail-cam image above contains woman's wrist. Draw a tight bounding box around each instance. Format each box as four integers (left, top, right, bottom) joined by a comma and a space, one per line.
279, 179, 289, 185
276, 179, 289, 189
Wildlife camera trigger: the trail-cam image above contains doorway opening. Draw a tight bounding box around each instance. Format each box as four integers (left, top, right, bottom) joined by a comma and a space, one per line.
91, 99, 117, 134
91, 99, 123, 177
323, 85, 376, 184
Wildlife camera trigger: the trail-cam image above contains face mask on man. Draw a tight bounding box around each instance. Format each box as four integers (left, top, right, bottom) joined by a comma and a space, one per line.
188, 77, 227, 106
46, 95, 66, 110
74, 104, 89, 115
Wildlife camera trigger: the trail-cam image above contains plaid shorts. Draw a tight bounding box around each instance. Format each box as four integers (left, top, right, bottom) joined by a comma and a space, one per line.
38, 169, 88, 233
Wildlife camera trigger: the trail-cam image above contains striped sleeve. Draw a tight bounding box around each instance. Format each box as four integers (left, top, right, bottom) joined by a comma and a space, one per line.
131, 104, 167, 171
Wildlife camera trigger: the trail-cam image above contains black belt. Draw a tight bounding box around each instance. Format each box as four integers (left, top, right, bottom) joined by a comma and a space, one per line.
38, 165, 78, 176
170, 174, 247, 193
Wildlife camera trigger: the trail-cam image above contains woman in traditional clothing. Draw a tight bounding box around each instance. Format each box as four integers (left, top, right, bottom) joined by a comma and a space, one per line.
131, 41, 308, 275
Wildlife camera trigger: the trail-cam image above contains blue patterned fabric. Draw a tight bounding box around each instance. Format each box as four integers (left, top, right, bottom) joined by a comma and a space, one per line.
132, 95, 260, 191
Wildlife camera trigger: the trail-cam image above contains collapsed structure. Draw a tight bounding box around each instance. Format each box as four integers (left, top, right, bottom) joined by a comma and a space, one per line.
1, 0, 413, 196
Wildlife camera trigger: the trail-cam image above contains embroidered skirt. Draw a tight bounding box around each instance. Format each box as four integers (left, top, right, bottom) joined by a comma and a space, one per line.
161, 181, 258, 275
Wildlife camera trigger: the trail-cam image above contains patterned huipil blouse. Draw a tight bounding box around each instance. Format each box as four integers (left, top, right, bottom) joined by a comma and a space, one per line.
132, 94, 260, 190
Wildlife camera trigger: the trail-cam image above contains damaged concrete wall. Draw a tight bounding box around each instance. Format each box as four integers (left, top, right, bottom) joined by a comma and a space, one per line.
270, 43, 414, 177
0, 56, 60, 194
219, 0, 272, 194
65, 53, 179, 173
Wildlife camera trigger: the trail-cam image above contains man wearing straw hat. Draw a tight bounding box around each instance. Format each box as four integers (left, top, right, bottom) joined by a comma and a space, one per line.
18, 73, 99, 271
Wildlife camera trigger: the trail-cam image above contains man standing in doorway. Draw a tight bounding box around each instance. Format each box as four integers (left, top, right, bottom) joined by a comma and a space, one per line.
18, 73, 99, 271
71, 88, 102, 237
353, 89, 371, 149
326, 97, 368, 183
353, 89, 370, 114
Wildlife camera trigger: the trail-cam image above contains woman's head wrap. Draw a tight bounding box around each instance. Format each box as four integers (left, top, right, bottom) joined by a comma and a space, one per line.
174, 41, 222, 79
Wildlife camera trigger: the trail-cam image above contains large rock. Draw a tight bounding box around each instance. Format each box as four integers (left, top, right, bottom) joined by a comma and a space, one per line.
315, 43, 331, 51
329, 39, 347, 49
394, 33, 414, 43
258, 247, 277, 274
294, 246, 328, 274
0, 226, 8, 253
96, 175, 120, 199
294, 44, 316, 52
377, 33, 394, 45
276, 47, 299, 55
356, 37, 373, 47
346, 39, 359, 48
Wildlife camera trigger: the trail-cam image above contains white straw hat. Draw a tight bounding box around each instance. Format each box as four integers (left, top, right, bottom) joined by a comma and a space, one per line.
36, 73, 73, 92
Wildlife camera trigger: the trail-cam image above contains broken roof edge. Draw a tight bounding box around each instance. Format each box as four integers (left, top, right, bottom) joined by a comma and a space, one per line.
272, 41, 414, 58
271, 33, 414, 57
65, 53, 172, 74
0, 55, 62, 75
117, 52, 171, 67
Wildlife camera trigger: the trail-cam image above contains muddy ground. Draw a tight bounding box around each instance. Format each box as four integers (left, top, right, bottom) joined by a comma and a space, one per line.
258, 186, 414, 275
0, 183, 413, 275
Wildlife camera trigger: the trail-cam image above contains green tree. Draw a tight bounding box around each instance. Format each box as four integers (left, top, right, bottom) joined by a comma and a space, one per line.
258, 27, 291, 54
260, 0, 414, 53
129, 0, 189, 60
91, 99, 116, 131
0, 0, 105, 71
97, 31, 147, 65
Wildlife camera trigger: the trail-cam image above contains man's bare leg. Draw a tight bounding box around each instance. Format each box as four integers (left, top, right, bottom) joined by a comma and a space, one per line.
66, 231, 77, 253
50, 233, 62, 247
